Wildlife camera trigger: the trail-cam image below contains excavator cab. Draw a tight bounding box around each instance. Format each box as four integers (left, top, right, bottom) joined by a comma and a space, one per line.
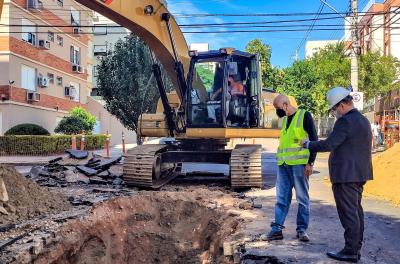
188, 49, 261, 129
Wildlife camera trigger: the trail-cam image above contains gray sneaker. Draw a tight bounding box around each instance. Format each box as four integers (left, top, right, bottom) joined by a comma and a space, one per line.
296, 231, 310, 242
260, 230, 284, 241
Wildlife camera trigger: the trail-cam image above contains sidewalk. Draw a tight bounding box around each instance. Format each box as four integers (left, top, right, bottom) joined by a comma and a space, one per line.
0, 138, 162, 165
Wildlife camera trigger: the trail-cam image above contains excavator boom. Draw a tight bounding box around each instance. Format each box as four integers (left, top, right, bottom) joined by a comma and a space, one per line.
74, 0, 190, 100
0, 0, 3, 18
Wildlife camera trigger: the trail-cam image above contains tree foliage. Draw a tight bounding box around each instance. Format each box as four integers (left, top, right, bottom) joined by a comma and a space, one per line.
359, 52, 400, 99
271, 42, 400, 116
96, 34, 172, 143
245, 39, 282, 90
55, 107, 96, 135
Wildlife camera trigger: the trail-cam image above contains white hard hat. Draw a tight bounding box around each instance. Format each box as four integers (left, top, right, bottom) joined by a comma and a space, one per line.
326, 87, 351, 110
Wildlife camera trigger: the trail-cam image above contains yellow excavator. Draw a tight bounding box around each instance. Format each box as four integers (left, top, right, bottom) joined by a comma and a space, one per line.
0, 0, 292, 189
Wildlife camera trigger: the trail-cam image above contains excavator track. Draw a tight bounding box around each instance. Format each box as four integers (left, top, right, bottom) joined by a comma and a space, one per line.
123, 144, 180, 189
230, 144, 263, 189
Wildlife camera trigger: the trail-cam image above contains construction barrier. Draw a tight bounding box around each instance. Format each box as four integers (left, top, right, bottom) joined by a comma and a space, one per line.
0, 135, 106, 156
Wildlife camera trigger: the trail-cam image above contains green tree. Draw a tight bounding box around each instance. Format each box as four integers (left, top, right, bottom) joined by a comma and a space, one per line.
245, 39, 281, 90
359, 52, 400, 100
55, 107, 96, 135
96, 34, 172, 144
276, 60, 320, 114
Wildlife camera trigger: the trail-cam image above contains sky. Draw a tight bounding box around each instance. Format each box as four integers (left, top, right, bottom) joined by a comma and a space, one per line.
167, 0, 372, 68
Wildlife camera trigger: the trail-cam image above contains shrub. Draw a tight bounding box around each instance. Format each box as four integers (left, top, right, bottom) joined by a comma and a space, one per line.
0, 135, 106, 156
55, 107, 97, 135
5, 123, 50, 136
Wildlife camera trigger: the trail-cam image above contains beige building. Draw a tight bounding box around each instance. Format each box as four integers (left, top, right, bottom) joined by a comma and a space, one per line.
305, 40, 340, 58
0, 0, 135, 145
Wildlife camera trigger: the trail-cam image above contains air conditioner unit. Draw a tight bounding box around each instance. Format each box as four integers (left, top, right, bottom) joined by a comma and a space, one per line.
38, 39, 50, 49
77, 65, 84, 73
65, 86, 76, 98
72, 27, 81, 35
72, 64, 79, 72
38, 76, 49, 87
27, 91, 40, 102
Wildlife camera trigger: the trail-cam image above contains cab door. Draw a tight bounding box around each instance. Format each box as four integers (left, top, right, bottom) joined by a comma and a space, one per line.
249, 55, 262, 127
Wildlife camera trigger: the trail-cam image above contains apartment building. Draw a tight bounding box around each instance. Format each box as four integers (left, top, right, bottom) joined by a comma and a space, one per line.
357, 0, 400, 116
0, 1, 135, 144
358, 0, 400, 58
305, 40, 340, 58
0, 0, 92, 134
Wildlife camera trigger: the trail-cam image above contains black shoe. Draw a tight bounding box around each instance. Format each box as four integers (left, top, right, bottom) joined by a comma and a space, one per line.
260, 230, 283, 241
327, 250, 358, 263
296, 231, 310, 242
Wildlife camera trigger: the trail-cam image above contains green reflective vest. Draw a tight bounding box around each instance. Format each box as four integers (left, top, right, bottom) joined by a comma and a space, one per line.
277, 109, 310, 166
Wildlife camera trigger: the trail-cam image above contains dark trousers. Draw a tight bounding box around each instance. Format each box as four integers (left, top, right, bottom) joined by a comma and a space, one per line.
332, 182, 365, 254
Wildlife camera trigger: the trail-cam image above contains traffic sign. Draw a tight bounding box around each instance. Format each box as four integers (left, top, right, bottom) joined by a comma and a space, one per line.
350, 92, 364, 111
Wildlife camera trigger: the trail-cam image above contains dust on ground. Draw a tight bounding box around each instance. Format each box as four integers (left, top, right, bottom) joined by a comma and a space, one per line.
0, 165, 70, 225
365, 143, 400, 206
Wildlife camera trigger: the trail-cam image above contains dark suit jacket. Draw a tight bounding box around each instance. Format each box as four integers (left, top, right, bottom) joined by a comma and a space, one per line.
308, 109, 373, 183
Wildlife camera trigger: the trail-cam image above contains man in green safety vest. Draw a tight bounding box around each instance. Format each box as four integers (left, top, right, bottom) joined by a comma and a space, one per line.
261, 94, 318, 242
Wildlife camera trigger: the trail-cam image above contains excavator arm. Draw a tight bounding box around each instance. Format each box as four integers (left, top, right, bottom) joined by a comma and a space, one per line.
74, 0, 190, 101
0, 0, 3, 18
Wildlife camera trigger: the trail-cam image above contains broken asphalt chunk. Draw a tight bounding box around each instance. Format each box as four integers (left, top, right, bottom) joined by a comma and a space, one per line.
48, 157, 63, 164
76, 166, 98, 176
65, 149, 89, 159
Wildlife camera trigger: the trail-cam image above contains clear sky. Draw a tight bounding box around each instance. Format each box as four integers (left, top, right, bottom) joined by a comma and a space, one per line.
167, 0, 372, 68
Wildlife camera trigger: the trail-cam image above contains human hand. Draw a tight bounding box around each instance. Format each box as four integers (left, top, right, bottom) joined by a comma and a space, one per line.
304, 164, 313, 177
301, 139, 309, 148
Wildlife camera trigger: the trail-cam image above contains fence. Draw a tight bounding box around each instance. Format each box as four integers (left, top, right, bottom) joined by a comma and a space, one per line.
0, 135, 106, 156
314, 117, 336, 138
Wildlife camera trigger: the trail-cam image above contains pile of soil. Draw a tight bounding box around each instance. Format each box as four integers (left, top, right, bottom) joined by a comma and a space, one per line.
34, 192, 239, 264
365, 143, 400, 206
0, 165, 71, 224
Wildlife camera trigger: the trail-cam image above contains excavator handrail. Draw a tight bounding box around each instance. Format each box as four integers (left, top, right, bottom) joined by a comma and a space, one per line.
74, 0, 190, 101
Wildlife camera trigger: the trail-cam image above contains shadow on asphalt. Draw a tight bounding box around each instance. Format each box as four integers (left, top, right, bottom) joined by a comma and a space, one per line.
248, 196, 400, 264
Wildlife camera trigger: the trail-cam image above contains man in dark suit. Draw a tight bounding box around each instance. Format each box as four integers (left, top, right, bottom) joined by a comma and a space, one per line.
303, 87, 373, 263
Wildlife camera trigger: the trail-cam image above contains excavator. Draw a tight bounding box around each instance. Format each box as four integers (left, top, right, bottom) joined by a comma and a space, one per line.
0, 0, 293, 189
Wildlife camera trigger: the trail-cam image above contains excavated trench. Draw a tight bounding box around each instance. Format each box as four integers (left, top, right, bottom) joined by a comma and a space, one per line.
33, 193, 239, 264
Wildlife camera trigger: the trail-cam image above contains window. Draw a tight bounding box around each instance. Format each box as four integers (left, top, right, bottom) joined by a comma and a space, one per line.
21, 18, 36, 45
57, 0, 63, 7
70, 45, 80, 65
56, 76, 63, 86
47, 73, 54, 84
93, 65, 99, 77
94, 45, 107, 56
70, 7, 80, 26
56, 35, 63, 46
70, 82, 80, 102
48, 31, 54, 42
21, 65, 36, 91
93, 24, 107, 35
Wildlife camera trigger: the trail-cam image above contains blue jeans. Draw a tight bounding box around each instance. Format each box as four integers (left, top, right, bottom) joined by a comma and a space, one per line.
272, 164, 310, 233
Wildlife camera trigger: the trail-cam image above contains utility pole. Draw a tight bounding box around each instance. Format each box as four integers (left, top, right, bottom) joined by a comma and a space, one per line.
350, 0, 359, 92
295, 49, 299, 63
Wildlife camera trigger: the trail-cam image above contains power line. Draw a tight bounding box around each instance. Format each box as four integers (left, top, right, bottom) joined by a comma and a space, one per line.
294, 2, 325, 59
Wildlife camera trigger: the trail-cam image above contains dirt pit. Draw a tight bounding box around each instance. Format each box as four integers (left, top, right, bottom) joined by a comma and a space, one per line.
33, 192, 239, 264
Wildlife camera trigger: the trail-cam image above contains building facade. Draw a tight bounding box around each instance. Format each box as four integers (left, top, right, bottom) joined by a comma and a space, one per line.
358, 0, 400, 58
305, 40, 340, 58
0, 0, 92, 134
0, 1, 136, 144
357, 0, 400, 117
